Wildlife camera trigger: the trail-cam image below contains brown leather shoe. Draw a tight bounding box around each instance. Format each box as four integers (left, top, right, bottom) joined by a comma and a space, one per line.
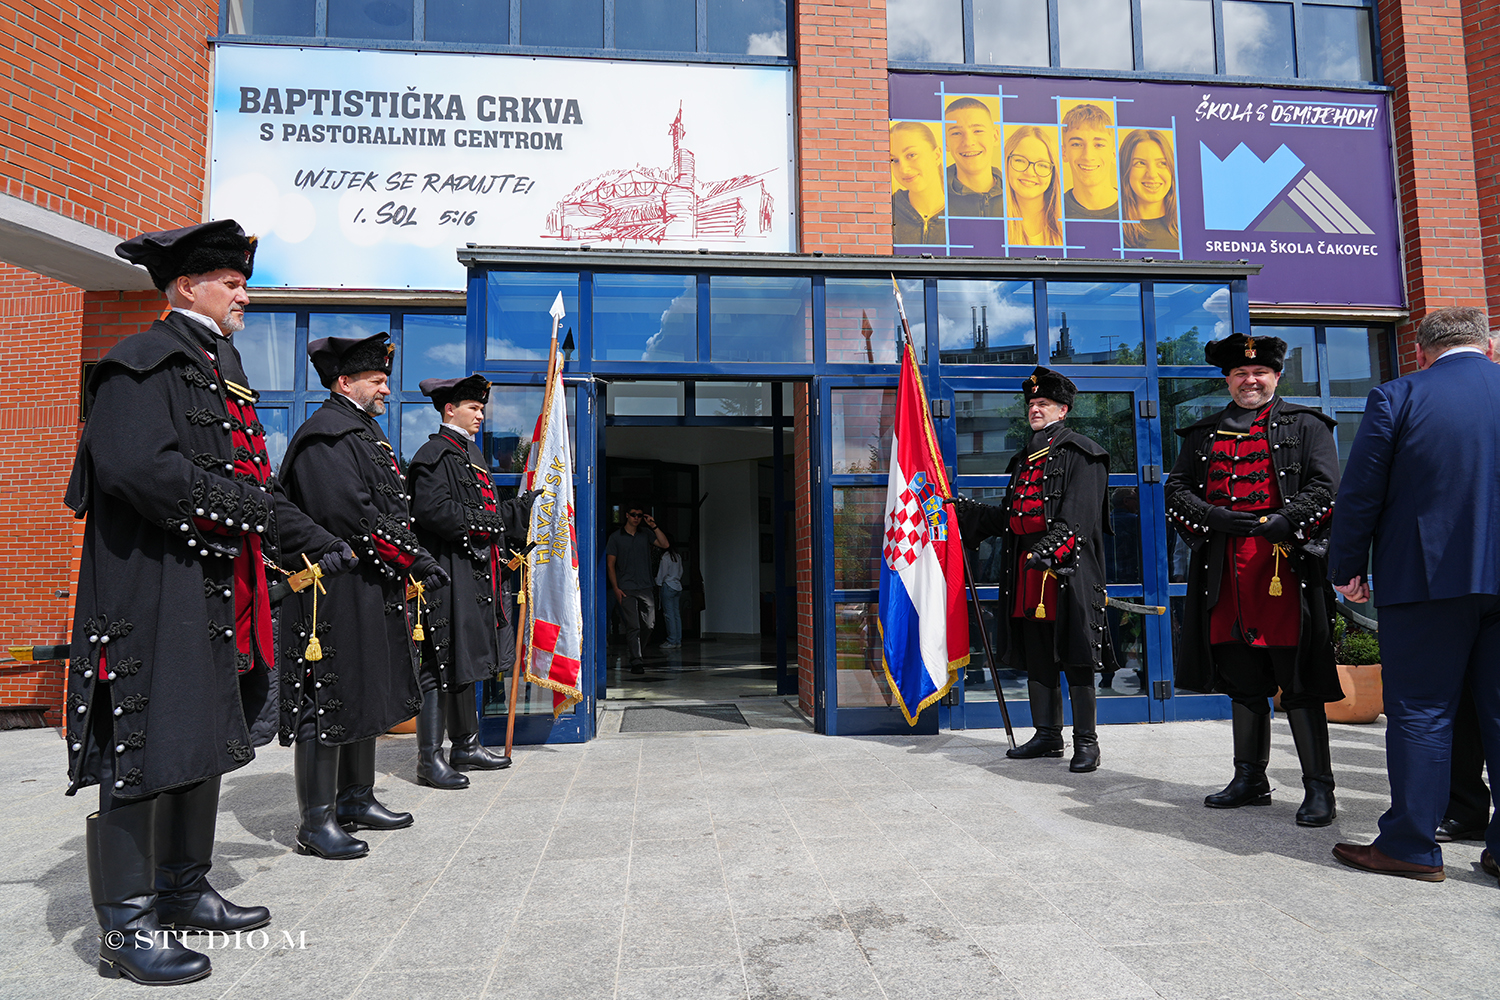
1482, 849, 1499, 884
1332, 843, 1445, 882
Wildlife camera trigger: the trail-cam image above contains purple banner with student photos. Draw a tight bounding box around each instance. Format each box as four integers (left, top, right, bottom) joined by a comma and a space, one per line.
888, 73, 1403, 309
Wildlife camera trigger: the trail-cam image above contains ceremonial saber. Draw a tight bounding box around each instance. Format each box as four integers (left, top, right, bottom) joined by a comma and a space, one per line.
1103, 596, 1166, 616
1334, 599, 1379, 632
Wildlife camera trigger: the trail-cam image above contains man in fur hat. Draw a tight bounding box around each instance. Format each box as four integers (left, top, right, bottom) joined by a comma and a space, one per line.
67, 220, 354, 984
1165, 333, 1343, 826
953, 366, 1113, 772
278, 332, 448, 860
407, 375, 541, 787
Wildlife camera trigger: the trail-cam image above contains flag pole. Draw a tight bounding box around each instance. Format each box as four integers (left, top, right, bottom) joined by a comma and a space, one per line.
890, 276, 1015, 748
506, 300, 563, 758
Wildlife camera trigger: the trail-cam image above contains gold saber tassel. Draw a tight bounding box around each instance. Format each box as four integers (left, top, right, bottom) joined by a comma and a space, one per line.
1035, 569, 1055, 619
302, 553, 325, 661
408, 576, 427, 642
1269, 543, 1289, 597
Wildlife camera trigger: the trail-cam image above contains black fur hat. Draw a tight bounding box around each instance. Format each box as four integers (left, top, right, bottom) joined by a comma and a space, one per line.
115, 220, 257, 291
308, 333, 394, 389
1021, 366, 1077, 408
420, 374, 491, 412
1204, 333, 1286, 374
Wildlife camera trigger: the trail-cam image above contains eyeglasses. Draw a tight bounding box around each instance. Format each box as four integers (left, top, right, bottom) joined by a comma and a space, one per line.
626, 511, 644, 518
1008, 154, 1054, 177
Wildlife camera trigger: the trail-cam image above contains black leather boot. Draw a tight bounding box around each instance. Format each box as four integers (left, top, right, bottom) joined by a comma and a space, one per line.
1008, 681, 1066, 759
1287, 706, 1337, 827
1069, 685, 1100, 773
154, 776, 271, 931
336, 738, 414, 830
88, 805, 212, 985
417, 690, 468, 790
294, 740, 368, 860
446, 686, 511, 770
1205, 701, 1273, 808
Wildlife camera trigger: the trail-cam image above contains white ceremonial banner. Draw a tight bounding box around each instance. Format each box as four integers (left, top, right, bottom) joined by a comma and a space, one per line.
209, 45, 796, 289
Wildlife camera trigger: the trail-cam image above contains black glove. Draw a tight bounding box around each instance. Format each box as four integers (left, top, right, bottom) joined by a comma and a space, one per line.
518, 488, 544, 510
317, 543, 358, 576
1025, 551, 1054, 572
1207, 506, 1260, 536
1249, 512, 1294, 543
420, 565, 451, 591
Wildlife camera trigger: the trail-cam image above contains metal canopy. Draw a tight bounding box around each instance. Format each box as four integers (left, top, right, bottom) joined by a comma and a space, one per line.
456, 246, 1263, 280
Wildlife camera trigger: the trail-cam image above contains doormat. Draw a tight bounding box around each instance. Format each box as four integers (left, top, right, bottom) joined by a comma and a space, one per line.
619, 704, 750, 733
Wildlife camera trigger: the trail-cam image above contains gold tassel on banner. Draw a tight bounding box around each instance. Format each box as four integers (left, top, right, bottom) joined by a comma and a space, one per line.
1269, 543, 1289, 597
1035, 569, 1055, 619
408, 577, 427, 641
302, 553, 325, 662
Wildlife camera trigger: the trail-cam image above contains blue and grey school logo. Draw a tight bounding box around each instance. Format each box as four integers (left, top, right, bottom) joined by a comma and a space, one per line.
1200, 143, 1373, 236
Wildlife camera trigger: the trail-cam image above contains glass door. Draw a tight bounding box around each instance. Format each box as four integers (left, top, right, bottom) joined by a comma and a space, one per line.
945, 375, 1171, 730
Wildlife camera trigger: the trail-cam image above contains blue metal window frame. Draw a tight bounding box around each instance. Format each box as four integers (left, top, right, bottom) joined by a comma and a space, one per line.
892, 0, 1386, 90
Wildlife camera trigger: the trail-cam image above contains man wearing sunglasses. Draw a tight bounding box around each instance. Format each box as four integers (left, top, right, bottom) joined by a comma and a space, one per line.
606, 506, 669, 672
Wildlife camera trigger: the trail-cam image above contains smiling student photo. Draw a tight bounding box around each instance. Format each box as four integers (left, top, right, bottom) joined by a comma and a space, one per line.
1004, 124, 1063, 247
944, 97, 1004, 217
1119, 128, 1180, 250
1061, 102, 1118, 220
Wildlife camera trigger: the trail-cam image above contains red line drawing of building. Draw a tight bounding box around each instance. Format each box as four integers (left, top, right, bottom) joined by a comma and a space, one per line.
544, 106, 776, 243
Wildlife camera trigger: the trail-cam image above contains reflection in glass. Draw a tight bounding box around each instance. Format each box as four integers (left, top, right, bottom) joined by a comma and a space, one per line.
1103, 486, 1142, 585
833, 488, 885, 589
1047, 282, 1144, 364
1160, 376, 1230, 470
1327, 327, 1389, 398
1058, 0, 1133, 70
1154, 283, 1231, 365
606, 382, 684, 416
593, 273, 696, 362
487, 273, 579, 361
835, 602, 895, 707
709, 276, 811, 363
401, 404, 441, 463
1251, 325, 1317, 396
520, 0, 603, 46
1102, 605, 1148, 694
1301, 5, 1375, 82
937, 279, 1037, 364
307, 313, 390, 388
1224, 0, 1295, 78
483, 670, 574, 716
402, 314, 466, 391
706, 0, 787, 55
697, 382, 774, 417
1141, 0, 1215, 74
259, 406, 290, 471
1335, 410, 1365, 477
425, 0, 507, 42
327, 0, 412, 39
1068, 393, 1136, 472
957, 486, 1007, 584
226, 0, 315, 35
887, 0, 963, 62
832, 388, 896, 473
485, 385, 577, 473
617, 0, 696, 50
826, 278, 924, 364
975, 0, 1049, 67
238, 313, 296, 391
954, 391, 1025, 475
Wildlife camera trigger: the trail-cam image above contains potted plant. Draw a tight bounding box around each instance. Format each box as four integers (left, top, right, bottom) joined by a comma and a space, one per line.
1326, 615, 1383, 724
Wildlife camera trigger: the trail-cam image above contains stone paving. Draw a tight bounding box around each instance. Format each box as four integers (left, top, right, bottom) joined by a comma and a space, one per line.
1, 707, 1496, 1000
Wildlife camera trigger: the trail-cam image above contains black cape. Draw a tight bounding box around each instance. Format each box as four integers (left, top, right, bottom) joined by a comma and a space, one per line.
277, 395, 437, 745
955, 425, 1116, 672
408, 430, 531, 689
63, 313, 339, 798
1164, 396, 1343, 700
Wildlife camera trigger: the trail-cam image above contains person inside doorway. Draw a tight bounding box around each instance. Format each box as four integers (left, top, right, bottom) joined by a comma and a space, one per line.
606, 503, 668, 672
656, 537, 685, 651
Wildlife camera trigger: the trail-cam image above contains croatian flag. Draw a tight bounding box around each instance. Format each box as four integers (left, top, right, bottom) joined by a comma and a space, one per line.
878, 338, 969, 725
523, 309, 584, 716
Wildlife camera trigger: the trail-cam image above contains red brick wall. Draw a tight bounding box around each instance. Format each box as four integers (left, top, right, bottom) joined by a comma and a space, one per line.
82, 290, 165, 362
795, 0, 891, 254
0, 263, 83, 724
1462, 0, 1500, 327
0, 0, 217, 239
1378, 0, 1487, 372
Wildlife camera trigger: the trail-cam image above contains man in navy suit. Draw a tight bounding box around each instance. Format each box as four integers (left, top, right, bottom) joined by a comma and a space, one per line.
1329, 306, 1500, 883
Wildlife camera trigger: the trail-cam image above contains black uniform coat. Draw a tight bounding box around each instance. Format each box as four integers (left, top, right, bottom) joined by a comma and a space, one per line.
408, 429, 531, 689
1164, 396, 1343, 700
956, 425, 1116, 672
277, 394, 436, 745
63, 312, 339, 799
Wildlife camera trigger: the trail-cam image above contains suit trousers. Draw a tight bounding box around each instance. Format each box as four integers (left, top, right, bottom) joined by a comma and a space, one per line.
1446, 683, 1491, 829
1374, 594, 1500, 866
